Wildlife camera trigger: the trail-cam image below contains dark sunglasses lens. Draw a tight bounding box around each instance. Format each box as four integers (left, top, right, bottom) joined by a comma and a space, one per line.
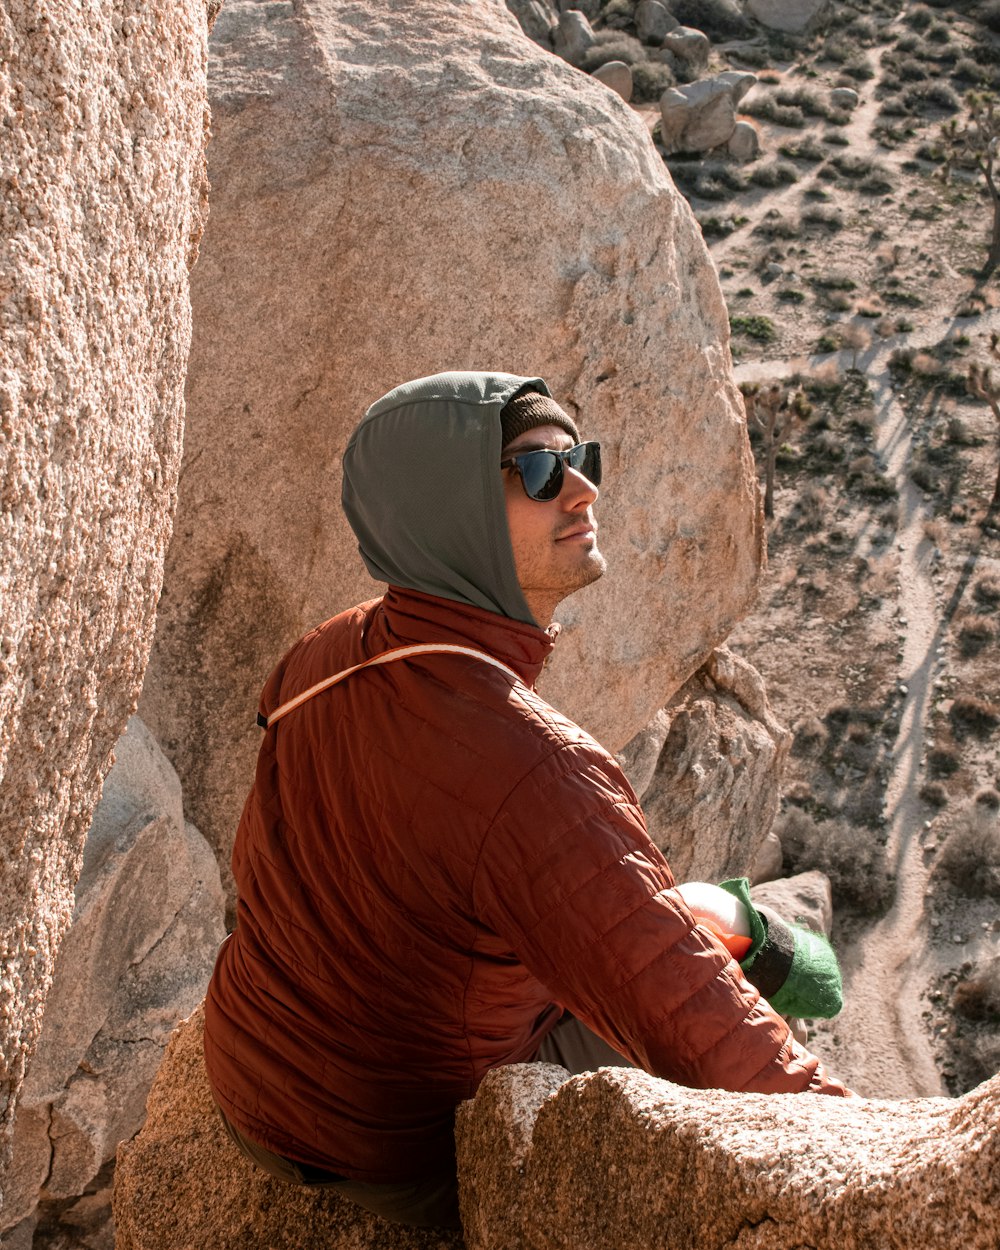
571, 442, 602, 488
520, 451, 563, 501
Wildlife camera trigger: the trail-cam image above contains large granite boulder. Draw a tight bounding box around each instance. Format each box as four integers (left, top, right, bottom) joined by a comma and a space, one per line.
619, 647, 790, 883
113, 1005, 464, 1250
0, 0, 214, 1163
457, 1063, 1000, 1249
116, 1011, 1000, 1249
2, 719, 225, 1248
139, 0, 763, 906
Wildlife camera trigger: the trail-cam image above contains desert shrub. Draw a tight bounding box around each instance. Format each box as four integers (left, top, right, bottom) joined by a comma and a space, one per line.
983, 0, 1000, 30
776, 287, 806, 303
822, 130, 851, 146
779, 135, 826, 162
581, 32, 646, 71
813, 273, 857, 290
952, 56, 987, 84
953, 958, 1000, 1022
928, 745, 961, 777
976, 787, 1000, 810
904, 4, 935, 29
973, 575, 1000, 607
898, 57, 930, 82
749, 159, 800, 187
879, 95, 908, 116
816, 332, 839, 352
919, 781, 949, 807
801, 205, 843, 230
807, 429, 845, 467
895, 32, 924, 52
950, 695, 1000, 738
792, 715, 828, 755
751, 214, 800, 239
775, 84, 828, 116
730, 313, 776, 342
632, 61, 675, 100
790, 482, 828, 530
938, 820, 1000, 897
777, 808, 892, 914
903, 81, 961, 112
845, 15, 878, 43
926, 19, 950, 41
840, 57, 875, 82
945, 416, 976, 445
957, 613, 996, 654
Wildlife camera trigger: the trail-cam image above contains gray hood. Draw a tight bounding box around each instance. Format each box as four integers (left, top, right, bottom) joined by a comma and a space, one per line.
342, 371, 549, 626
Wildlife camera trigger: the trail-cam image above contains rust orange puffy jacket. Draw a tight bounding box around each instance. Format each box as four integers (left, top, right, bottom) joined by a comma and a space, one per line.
203, 587, 847, 1184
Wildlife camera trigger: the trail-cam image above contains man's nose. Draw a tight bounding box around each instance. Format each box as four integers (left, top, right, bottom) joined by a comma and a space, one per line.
561, 464, 599, 508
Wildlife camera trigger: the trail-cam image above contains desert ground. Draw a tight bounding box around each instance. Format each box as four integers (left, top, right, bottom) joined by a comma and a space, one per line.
617, 0, 1000, 1097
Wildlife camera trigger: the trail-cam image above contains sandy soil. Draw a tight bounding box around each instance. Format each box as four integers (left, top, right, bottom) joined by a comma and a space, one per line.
642, 2, 1000, 1098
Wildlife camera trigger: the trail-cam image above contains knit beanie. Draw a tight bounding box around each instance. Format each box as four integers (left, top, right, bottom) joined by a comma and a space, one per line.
499, 388, 580, 450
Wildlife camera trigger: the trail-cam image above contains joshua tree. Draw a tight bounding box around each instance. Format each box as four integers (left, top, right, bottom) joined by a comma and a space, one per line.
741, 382, 803, 519
939, 92, 1000, 275
967, 332, 1000, 519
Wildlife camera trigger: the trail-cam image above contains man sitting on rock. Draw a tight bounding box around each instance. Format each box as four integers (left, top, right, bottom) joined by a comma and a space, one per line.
203, 371, 849, 1231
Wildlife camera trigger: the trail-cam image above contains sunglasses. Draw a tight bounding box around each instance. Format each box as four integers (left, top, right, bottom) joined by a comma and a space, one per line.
499, 441, 602, 502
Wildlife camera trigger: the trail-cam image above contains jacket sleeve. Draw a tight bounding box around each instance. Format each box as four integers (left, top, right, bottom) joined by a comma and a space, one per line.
470, 740, 849, 1097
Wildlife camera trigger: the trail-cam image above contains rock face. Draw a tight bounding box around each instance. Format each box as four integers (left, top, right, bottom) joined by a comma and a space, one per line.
591, 60, 634, 102
457, 1063, 1000, 1250
2, 719, 225, 1248
659, 71, 757, 155
752, 869, 833, 936
139, 0, 763, 906
727, 118, 761, 162
504, 0, 558, 45
636, 0, 677, 42
662, 26, 711, 73
0, 0, 213, 1162
746, 0, 832, 34
113, 1006, 464, 1250
120, 1016, 1000, 1250
552, 8, 596, 64
619, 648, 790, 883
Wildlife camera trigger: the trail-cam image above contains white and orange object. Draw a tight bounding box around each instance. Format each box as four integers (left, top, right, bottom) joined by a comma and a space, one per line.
675, 881, 754, 961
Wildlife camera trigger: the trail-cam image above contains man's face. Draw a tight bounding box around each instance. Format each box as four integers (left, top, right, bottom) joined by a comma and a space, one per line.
502, 422, 607, 624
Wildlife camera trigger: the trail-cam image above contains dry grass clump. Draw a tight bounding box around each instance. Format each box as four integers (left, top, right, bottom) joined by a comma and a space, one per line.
937, 817, 1000, 898
972, 575, 1000, 607
748, 159, 800, 188
928, 744, 961, 777
776, 807, 893, 915
952, 957, 1000, 1022
956, 612, 996, 654
919, 780, 949, 807
949, 695, 1000, 738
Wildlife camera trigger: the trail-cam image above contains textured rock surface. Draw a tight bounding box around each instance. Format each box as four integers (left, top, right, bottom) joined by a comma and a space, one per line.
619, 647, 791, 883
504, 0, 558, 45
457, 1063, 1000, 1250
662, 26, 710, 72
636, 0, 677, 42
139, 0, 763, 905
752, 869, 833, 937
591, 60, 633, 102
113, 1006, 464, 1250
0, 0, 213, 1162
2, 718, 225, 1246
552, 8, 596, 63
746, 0, 832, 34
727, 117, 761, 161
659, 71, 757, 155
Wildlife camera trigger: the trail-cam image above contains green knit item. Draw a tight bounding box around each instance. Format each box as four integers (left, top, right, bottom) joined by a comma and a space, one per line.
718, 877, 844, 1020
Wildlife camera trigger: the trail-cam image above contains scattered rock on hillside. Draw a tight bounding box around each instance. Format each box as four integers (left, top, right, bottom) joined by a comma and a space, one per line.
830, 86, 860, 111
659, 71, 757, 155
746, 0, 831, 34
0, 0, 214, 1165
591, 59, 634, 101
504, 0, 558, 45
140, 0, 764, 908
727, 118, 761, 161
553, 8, 596, 64
636, 0, 678, 42
663, 26, 711, 74
669, 0, 754, 39
2, 720, 225, 1249
457, 1063, 1000, 1249
752, 870, 833, 936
